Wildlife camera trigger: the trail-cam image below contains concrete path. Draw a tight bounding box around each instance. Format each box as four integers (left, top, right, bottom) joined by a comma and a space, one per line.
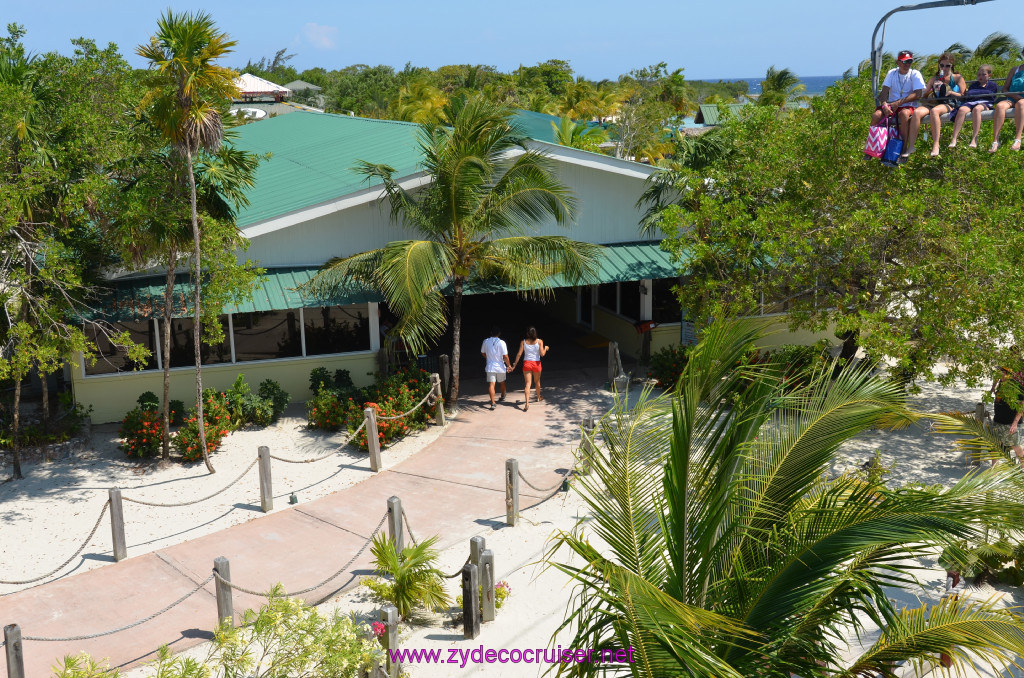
0, 367, 608, 677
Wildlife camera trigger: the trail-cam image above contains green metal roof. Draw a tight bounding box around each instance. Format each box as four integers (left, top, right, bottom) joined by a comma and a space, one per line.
694, 103, 750, 126
459, 241, 679, 294
91, 267, 381, 322
232, 112, 424, 228
510, 109, 563, 144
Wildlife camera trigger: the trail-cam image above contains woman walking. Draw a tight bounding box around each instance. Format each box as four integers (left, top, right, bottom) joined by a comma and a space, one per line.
512, 327, 549, 411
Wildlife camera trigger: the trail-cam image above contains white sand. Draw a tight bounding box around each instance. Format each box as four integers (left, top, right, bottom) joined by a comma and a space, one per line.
0, 403, 446, 596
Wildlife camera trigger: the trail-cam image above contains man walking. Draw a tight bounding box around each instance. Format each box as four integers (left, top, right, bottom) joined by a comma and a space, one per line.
481, 326, 512, 410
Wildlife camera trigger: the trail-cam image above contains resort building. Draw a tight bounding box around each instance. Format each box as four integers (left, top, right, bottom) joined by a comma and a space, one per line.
73, 111, 699, 422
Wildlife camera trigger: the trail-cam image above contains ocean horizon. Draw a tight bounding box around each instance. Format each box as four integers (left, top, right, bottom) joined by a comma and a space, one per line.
701, 75, 845, 97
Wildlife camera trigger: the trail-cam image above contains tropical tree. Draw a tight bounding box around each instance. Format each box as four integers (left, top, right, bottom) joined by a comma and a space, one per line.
551, 116, 608, 152
551, 319, 1024, 677
390, 78, 448, 123
137, 10, 240, 473
972, 31, 1022, 60
757, 65, 805, 107
307, 94, 602, 403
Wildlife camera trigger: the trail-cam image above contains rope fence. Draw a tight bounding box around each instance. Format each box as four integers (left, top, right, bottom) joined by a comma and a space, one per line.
0, 374, 449, 592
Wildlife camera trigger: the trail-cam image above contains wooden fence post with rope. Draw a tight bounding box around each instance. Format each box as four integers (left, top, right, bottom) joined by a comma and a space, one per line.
4, 624, 26, 678
108, 488, 127, 562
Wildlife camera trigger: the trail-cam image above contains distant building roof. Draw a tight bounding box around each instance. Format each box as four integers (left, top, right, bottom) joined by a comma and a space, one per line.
283, 80, 322, 92
694, 103, 749, 126
229, 101, 324, 119
235, 73, 292, 98
510, 109, 563, 144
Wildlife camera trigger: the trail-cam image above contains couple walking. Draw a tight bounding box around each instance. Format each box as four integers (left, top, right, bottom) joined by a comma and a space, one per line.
481, 326, 549, 411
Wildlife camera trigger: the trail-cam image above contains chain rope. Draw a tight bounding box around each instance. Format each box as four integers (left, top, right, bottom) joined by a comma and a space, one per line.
212, 512, 388, 598
22, 573, 214, 642
0, 500, 110, 586
401, 505, 418, 546
517, 468, 572, 495
442, 555, 471, 579
122, 458, 259, 507
270, 418, 368, 464
375, 389, 436, 421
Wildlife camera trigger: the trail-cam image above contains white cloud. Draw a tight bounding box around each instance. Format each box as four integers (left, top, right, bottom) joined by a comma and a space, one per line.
303, 23, 339, 50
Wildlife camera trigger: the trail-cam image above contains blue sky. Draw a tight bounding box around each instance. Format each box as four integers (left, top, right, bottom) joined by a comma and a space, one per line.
9, 0, 1017, 80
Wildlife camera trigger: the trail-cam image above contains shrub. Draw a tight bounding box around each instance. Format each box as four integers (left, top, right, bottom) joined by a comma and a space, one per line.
362, 534, 450, 620
119, 407, 164, 458
168, 399, 186, 426
173, 390, 232, 462
258, 378, 290, 420
309, 367, 333, 393
649, 344, 690, 388
307, 388, 360, 432
136, 391, 160, 410
333, 369, 354, 390
455, 580, 512, 614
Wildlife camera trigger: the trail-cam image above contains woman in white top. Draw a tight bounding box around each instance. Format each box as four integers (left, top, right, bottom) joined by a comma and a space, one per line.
511, 326, 549, 411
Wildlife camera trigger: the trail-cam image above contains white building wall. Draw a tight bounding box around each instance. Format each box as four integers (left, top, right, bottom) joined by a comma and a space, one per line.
242, 159, 655, 268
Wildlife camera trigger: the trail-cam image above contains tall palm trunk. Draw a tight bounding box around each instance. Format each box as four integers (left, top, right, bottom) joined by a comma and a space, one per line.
186, 150, 214, 473
160, 246, 177, 461
39, 369, 49, 432
448, 278, 464, 404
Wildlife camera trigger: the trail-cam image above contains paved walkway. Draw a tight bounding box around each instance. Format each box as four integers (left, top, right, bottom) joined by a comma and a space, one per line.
0, 367, 608, 676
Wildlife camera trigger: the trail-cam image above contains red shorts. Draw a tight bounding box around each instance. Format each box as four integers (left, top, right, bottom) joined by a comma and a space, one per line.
523, 361, 542, 373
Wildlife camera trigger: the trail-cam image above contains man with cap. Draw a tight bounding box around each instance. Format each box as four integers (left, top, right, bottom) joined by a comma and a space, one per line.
871, 50, 926, 160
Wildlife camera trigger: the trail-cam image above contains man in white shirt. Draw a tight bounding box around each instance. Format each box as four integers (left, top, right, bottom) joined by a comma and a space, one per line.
871, 50, 926, 159
481, 326, 513, 410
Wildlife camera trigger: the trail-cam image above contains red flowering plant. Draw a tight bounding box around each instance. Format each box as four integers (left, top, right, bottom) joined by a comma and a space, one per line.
649, 344, 691, 388
119, 407, 165, 458
172, 390, 233, 462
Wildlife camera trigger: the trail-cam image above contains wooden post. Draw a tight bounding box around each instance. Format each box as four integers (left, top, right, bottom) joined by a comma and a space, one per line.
108, 488, 127, 562
608, 341, 618, 382
431, 373, 445, 427
480, 549, 496, 623
381, 605, 399, 678
4, 624, 25, 678
387, 496, 404, 554
378, 345, 390, 378
213, 556, 234, 628
462, 562, 480, 639
581, 415, 596, 474
470, 536, 485, 567
975, 402, 986, 423
505, 459, 519, 527
365, 407, 381, 472
439, 354, 451, 397
258, 446, 273, 513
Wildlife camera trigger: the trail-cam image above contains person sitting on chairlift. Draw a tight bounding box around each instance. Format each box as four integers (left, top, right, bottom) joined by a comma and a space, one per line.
991, 48, 1024, 153
947, 64, 998, 150
871, 50, 926, 161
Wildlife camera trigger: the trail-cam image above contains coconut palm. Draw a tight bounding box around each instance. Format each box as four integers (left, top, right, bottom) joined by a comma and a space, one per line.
137, 10, 239, 473
551, 116, 608, 152
973, 32, 1022, 60
307, 94, 601, 404
551, 319, 1024, 677
757, 65, 806, 107
391, 78, 448, 124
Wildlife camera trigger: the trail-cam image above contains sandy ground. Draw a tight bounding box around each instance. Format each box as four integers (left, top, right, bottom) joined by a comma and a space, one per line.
8, 373, 1024, 678
0, 402, 446, 597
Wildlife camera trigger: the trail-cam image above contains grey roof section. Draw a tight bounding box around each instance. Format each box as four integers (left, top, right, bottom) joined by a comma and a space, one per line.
229, 101, 325, 118
283, 80, 323, 92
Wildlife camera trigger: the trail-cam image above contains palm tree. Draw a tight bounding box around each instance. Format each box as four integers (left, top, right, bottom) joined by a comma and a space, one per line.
307, 94, 602, 404
137, 11, 239, 473
973, 32, 1022, 60
390, 79, 448, 124
551, 319, 1024, 676
551, 116, 608, 152
757, 65, 806, 107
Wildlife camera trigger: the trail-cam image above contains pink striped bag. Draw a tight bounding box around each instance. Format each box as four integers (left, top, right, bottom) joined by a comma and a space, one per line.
864, 118, 890, 158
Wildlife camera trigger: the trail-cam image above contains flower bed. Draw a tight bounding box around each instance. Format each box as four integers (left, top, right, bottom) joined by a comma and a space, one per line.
307, 366, 440, 450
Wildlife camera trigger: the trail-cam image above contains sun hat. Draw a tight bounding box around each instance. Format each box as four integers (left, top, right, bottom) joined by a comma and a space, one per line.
898, 50, 914, 62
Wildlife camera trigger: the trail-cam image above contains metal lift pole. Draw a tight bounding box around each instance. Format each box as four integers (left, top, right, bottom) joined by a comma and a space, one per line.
871, 0, 995, 103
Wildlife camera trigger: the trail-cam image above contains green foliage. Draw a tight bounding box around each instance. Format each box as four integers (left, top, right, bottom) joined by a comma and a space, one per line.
169, 399, 186, 426
309, 367, 333, 393
455, 580, 512, 613
364, 534, 450, 620
51, 653, 119, 677
174, 390, 231, 461
648, 344, 690, 388
656, 65, 1024, 388
257, 379, 290, 421
58, 590, 381, 677
119, 407, 164, 458
551, 318, 1024, 676
137, 391, 160, 410
306, 366, 437, 449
